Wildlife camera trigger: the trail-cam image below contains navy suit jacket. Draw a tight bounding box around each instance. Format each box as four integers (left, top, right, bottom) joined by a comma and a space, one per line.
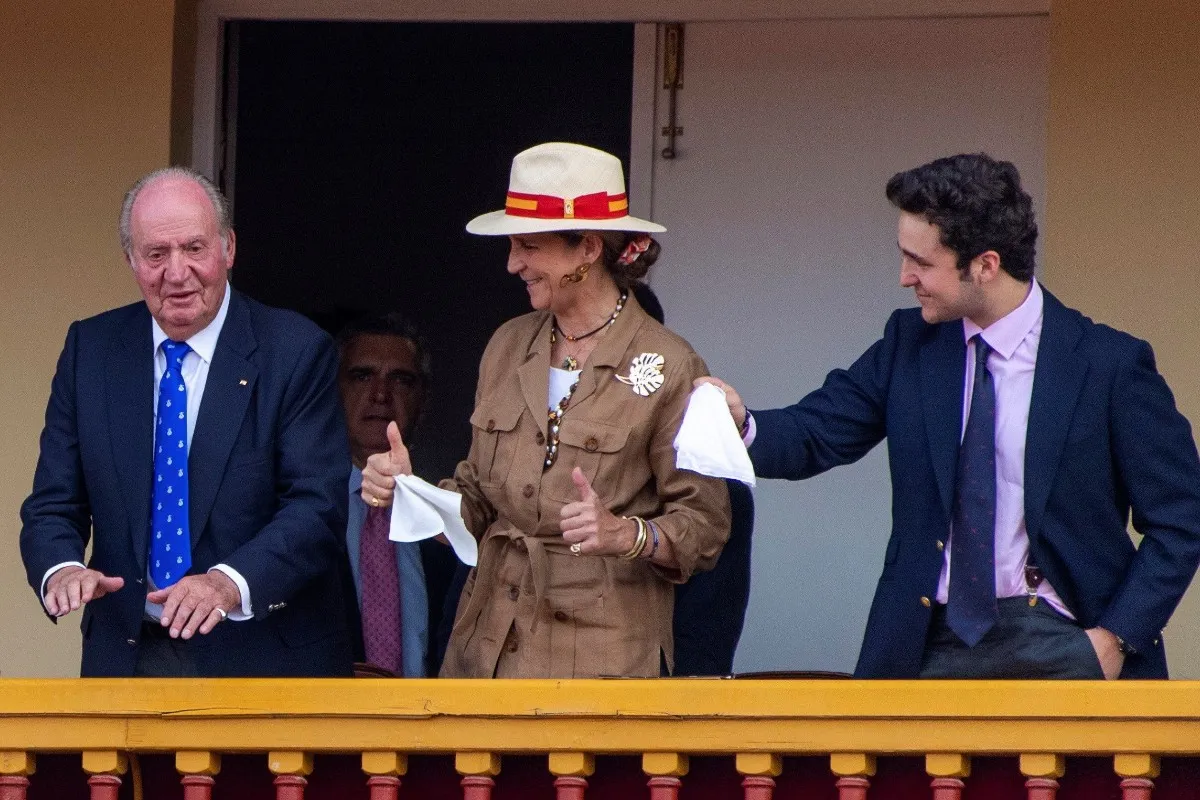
750, 289, 1200, 678
20, 289, 354, 677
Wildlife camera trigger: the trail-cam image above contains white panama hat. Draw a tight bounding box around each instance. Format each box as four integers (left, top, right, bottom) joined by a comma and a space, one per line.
466, 142, 665, 236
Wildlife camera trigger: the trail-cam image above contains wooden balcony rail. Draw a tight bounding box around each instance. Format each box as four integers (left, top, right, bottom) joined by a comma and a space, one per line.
1, 679, 1200, 799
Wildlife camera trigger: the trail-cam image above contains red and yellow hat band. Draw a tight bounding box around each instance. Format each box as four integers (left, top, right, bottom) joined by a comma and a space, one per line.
505, 190, 629, 220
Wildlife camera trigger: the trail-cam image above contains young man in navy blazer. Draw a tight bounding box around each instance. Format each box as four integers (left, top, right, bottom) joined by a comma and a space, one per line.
20, 167, 353, 677
706, 154, 1200, 679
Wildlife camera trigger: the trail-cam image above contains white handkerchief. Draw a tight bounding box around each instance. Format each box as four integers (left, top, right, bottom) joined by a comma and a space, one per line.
388, 474, 478, 566
673, 383, 757, 486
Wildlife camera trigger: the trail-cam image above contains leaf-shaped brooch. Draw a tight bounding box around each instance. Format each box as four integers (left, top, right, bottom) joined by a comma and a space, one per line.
615, 352, 666, 396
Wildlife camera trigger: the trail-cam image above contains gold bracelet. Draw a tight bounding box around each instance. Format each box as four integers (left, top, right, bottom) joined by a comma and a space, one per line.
620, 516, 648, 560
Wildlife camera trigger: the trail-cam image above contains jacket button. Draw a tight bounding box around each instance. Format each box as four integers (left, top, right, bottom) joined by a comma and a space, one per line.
135, 577, 145, 585
508, 585, 520, 601
920, 596, 932, 607
554, 611, 569, 622
506, 639, 519, 653
522, 484, 535, 499
584, 437, 599, 452
126, 639, 137, 646
536, 431, 546, 445
486, 419, 496, 432
936, 540, 945, 551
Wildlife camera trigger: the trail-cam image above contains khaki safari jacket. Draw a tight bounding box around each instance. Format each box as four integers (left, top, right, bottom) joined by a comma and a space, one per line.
440, 295, 731, 678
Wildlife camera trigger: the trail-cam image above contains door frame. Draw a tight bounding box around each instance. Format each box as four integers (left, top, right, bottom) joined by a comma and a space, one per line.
190, 0, 1048, 221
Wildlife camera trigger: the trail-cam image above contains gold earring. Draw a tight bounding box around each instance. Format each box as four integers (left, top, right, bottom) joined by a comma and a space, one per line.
559, 262, 591, 287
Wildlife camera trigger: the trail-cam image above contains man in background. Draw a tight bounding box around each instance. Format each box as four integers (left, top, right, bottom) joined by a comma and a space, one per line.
337, 312, 458, 676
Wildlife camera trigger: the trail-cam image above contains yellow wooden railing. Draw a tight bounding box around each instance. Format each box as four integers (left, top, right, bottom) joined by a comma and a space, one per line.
0, 679, 1195, 799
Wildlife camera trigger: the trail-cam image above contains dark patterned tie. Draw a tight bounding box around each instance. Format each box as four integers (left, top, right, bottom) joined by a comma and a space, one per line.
947, 336, 998, 646
360, 505, 402, 674
150, 340, 191, 589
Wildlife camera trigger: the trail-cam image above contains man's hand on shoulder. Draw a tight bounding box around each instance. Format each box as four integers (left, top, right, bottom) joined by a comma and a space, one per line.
44, 566, 125, 617
147, 571, 241, 640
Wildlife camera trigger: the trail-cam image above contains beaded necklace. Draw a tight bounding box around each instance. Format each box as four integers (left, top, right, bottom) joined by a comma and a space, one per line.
543, 292, 628, 470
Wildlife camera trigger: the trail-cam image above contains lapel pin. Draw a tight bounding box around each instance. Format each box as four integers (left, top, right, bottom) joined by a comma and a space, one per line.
238, 379, 248, 386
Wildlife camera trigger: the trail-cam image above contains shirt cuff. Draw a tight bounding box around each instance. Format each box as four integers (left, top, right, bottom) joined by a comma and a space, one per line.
741, 411, 757, 447
41, 561, 87, 609
208, 564, 253, 620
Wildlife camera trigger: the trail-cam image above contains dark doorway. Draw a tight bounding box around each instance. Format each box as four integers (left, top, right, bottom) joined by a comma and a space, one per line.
227, 20, 635, 480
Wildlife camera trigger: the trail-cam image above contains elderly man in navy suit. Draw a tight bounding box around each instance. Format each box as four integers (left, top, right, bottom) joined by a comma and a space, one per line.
706, 153, 1200, 679
20, 167, 353, 677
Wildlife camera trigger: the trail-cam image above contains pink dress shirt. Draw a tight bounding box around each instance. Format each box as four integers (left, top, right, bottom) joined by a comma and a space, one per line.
934, 281, 1071, 617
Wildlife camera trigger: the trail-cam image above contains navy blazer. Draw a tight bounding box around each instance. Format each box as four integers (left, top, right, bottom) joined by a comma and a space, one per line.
750, 289, 1200, 678
20, 289, 354, 677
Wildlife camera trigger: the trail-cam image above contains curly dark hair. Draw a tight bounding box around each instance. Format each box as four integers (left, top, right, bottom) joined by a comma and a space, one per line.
885, 153, 1037, 282
555, 231, 661, 290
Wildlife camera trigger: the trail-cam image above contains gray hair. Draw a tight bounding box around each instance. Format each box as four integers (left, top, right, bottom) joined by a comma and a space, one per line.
118, 166, 232, 257
336, 312, 433, 386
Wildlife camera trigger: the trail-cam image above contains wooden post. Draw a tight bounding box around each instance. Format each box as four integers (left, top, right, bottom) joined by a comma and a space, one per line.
176, 751, 221, 800
83, 751, 128, 800
1115, 754, 1159, 800
362, 752, 407, 800
926, 754, 969, 800
269, 751, 313, 800
0, 753, 34, 800
736, 753, 781, 800
549, 752, 594, 800
457, 752, 500, 800
831, 753, 875, 800
643, 753, 688, 800
1020, 754, 1064, 800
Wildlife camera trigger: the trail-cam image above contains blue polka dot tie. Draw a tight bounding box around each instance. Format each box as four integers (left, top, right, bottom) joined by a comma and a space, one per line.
150, 340, 192, 589
947, 336, 999, 646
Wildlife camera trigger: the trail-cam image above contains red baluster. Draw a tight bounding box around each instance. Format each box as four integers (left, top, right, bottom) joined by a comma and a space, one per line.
368, 775, 401, 800
0, 776, 30, 800
1121, 778, 1154, 800
742, 775, 775, 800
181, 775, 215, 800
836, 775, 870, 800
648, 776, 682, 800
1026, 777, 1058, 800
555, 776, 588, 800
87, 774, 121, 800
462, 775, 495, 800
275, 774, 308, 800
931, 777, 964, 800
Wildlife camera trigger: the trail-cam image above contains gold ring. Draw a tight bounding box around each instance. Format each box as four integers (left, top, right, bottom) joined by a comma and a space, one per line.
214, 607, 227, 620
570, 543, 582, 555
369, 496, 379, 507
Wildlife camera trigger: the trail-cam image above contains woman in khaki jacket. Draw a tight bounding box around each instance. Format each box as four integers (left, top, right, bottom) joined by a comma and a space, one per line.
362, 142, 731, 678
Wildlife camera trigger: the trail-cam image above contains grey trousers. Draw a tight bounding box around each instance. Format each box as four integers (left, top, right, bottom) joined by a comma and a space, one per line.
133, 622, 200, 677
919, 596, 1106, 679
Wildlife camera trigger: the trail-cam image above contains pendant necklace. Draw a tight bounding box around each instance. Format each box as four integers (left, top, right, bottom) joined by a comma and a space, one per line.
544, 292, 628, 469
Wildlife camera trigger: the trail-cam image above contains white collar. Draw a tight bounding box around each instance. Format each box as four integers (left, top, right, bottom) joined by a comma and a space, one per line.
150, 282, 231, 364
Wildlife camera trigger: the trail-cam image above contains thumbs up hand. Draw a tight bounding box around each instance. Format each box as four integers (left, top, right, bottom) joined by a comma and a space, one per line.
361, 421, 413, 508
560, 467, 636, 557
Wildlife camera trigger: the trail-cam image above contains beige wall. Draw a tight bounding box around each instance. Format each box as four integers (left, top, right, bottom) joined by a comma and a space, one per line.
4, 0, 1199, 676
0, 0, 176, 675
1046, 0, 1200, 675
